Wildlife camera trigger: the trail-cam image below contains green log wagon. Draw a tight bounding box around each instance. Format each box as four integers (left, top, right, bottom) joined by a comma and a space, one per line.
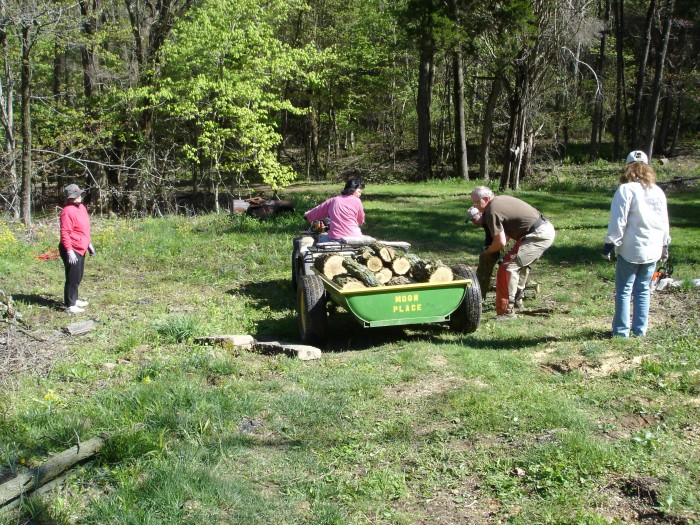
292, 237, 481, 346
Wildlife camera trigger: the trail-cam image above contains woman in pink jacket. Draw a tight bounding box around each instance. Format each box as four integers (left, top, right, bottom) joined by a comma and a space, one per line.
304, 177, 372, 244
59, 184, 95, 313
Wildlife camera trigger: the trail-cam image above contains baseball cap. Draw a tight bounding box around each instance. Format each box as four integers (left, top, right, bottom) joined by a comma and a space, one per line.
466, 206, 480, 223
626, 150, 648, 164
64, 184, 84, 200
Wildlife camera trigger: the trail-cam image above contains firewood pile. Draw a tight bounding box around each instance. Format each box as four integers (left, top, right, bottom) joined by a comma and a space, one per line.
313, 242, 454, 291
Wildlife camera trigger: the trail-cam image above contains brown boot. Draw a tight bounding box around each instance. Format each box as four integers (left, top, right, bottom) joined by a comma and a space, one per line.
494, 304, 517, 321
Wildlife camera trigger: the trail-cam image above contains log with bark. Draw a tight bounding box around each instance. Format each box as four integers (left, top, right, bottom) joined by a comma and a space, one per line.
410, 259, 454, 283
387, 275, 416, 286
370, 242, 396, 263
390, 256, 411, 276
356, 247, 376, 261
0, 433, 111, 511
342, 259, 381, 287
374, 268, 394, 285
332, 275, 367, 291
364, 256, 384, 272
313, 253, 347, 279
243, 197, 296, 219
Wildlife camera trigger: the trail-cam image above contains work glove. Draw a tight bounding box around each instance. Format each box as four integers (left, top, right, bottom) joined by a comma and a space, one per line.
660, 244, 669, 263
67, 250, 78, 265
88, 243, 96, 256
601, 243, 614, 261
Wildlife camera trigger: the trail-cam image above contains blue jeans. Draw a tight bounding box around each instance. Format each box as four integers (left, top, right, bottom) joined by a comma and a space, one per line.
613, 256, 656, 337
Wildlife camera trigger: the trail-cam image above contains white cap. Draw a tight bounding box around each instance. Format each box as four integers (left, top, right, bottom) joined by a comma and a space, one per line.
466, 206, 480, 222
626, 150, 648, 164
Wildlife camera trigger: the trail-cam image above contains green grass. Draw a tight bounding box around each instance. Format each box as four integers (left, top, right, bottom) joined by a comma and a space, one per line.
1, 163, 699, 524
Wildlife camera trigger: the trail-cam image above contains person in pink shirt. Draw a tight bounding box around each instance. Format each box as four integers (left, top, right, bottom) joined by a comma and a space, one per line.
59, 184, 96, 314
304, 177, 373, 244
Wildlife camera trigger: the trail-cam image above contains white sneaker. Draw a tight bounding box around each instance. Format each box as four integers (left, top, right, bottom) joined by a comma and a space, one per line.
75, 300, 89, 307
67, 305, 85, 314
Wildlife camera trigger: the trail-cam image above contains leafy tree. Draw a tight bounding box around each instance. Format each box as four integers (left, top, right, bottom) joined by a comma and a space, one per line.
155, 0, 307, 197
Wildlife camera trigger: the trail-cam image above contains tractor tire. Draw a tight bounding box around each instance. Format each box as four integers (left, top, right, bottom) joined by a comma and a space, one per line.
297, 275, 328, 345
292, 238, 302, 290
449, 264, 482, 333
292, 236, 314, 290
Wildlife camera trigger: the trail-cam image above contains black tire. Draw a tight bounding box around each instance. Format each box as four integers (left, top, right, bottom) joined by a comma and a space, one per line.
297, 275, 328, 345
292, 238, 302, 290
450, 264, 482, 333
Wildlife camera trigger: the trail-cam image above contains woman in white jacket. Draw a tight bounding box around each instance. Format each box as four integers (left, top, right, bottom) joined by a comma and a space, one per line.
602, 151, 671, 337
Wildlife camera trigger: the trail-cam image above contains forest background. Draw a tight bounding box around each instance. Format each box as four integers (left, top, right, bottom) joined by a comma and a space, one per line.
1, 0, 699, 225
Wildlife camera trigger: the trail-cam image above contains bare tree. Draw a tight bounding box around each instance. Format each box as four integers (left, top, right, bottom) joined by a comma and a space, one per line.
644, 0, 674, 159
500, 0, 602, 190
589, 0, 610, 161
416, 32, 434, 181
0, 1, 19, 217
630, 0, 656, 149
479, 73, 502, 181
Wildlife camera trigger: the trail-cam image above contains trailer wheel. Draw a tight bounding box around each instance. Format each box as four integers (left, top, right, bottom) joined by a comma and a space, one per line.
291, 236, 313, 290
450, 264, 482, 333
297, 275, 328, 345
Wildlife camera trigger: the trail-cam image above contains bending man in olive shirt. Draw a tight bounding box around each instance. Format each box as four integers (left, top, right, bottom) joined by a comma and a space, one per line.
470, 186, 555, 319
466, 206, 499, 300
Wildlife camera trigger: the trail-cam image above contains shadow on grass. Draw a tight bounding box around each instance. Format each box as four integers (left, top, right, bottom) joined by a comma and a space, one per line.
11, 293, 64, 311
229, 277, 621, 351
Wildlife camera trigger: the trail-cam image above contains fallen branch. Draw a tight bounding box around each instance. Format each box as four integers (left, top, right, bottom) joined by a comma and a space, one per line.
0, 433, 111, 511
657, 175, 700, 188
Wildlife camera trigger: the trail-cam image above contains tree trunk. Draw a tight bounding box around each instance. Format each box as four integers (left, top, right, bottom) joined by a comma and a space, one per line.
501, 68, 527, 191
416, 34, 434, 181
656, 93, 673, 155
589, 0, 609, 161
452, 49, 468, 180
79, 0, 99, 99
0, 11, 19, 218
668, 92, 682, 157
644, 0, 674, 158
631, 0, 656, 149
20, 24, 32, 225
123, 0, 195, 211
480, 74, 502, 181
613, 0, 625, 157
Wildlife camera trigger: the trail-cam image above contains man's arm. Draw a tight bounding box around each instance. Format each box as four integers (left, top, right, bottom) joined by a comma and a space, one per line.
483, 230, 506, 255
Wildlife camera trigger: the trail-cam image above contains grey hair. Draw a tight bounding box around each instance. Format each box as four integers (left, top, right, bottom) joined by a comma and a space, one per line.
471, 186, 494, 200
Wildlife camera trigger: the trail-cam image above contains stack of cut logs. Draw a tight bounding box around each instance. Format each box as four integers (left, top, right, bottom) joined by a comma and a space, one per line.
313, 242, 454, 291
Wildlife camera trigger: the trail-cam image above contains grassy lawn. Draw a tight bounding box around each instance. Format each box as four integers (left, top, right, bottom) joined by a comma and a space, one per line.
1, 164, 699, 524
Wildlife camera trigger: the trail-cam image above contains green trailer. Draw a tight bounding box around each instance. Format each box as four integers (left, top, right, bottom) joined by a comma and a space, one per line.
294, 238, 482, 345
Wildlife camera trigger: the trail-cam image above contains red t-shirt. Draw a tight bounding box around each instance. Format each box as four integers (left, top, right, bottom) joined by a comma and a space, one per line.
60, 203, 91, 255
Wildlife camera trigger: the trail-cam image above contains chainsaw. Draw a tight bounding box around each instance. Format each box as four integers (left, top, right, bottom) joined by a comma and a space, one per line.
651, 261, 673, 290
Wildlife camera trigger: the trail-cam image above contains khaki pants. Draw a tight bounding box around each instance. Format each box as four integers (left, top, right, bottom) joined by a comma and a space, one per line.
495, 221, 555, 314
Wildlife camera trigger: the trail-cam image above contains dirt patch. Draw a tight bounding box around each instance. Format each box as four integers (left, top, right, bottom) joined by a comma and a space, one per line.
651, 289, 700, 331
385, 373, 466, 400
0, 322, 68, 387
395, 478, 500, 525
593, 478, 694, 524
541, 354, 649, 378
